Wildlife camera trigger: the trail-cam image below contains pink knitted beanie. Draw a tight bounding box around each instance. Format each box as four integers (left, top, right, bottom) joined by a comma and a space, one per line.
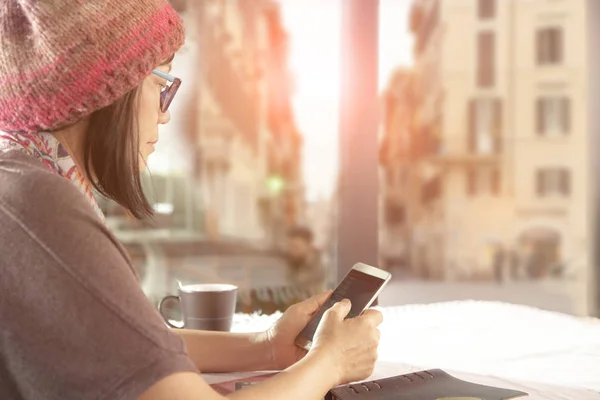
0, 0, 185, 133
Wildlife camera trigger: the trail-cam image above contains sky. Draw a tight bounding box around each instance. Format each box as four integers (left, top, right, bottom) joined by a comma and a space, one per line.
279, 0, 414, 202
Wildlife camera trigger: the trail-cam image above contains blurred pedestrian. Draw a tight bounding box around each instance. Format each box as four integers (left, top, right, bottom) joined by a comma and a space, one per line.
286, 226, 327, 295
492, 244, 506, 283
507, 245, 521, 281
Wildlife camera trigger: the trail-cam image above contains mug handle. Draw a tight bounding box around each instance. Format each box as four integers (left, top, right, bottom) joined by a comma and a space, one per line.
158, 295, 183, 329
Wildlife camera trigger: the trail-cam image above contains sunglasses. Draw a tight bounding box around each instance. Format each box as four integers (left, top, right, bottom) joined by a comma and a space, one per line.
152, 69, 182, 113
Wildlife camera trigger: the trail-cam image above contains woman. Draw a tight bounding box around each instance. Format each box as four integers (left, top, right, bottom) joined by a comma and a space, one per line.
0, 1, 383, 400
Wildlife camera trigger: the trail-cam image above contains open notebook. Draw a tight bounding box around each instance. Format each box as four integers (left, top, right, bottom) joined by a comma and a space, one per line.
327, 369, 527, 400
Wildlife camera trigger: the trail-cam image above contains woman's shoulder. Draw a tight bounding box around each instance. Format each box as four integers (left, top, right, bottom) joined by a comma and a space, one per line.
1, 148, 68, 185
0, 148, 132, 283
0, 149, 95, 224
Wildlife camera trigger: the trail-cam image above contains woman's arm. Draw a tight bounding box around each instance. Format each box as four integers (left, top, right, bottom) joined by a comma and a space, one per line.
175, 329, 274, 373
175, 290, 333, 373
228, 350, 338, 400
138, 350, 338, 400
141, 301, 382, 400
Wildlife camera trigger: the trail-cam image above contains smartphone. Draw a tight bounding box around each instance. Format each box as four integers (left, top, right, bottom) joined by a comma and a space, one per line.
294, 262, 391, 350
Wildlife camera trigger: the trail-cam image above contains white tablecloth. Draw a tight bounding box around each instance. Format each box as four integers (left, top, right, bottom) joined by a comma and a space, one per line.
223, 300, 600, 398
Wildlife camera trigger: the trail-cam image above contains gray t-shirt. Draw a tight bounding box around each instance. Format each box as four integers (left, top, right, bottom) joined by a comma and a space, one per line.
0, 151, 198, 399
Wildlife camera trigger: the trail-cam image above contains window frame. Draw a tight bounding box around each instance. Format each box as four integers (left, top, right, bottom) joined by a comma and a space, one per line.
477, 0, 496, 20
536, 168, 571, 197
536, 96, 571, 136
477, 30, 496, 87
536, 27, 564, 65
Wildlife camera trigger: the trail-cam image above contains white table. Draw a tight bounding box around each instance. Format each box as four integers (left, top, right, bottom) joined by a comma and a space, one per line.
209, 300, 600, 399
203, 362, 600, 399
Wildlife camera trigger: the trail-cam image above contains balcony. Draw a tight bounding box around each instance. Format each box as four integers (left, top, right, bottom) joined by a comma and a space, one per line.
430, 151, 501, 166
429, 136, 501, 166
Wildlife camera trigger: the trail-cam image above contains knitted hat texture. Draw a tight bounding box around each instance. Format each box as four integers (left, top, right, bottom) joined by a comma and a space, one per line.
0, 0, 185, 133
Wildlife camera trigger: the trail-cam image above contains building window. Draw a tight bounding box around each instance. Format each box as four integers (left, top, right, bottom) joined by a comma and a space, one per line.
536, 97, 570, 136
537, 28, 563, 65
468, 98, 502, 154
477, 31, 495, 87
478, 0, 496, 20
536, 168, 571, 197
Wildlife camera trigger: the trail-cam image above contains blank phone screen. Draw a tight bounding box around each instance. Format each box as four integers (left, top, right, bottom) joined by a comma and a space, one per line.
297, 269, 386, 343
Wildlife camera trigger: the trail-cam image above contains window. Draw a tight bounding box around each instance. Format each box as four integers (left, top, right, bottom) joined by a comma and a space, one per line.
478, 0, 496, 20
477, 31, 495, 87
468, 98, 502, 154
536, 97, 570, 136
536, 168, 571, 197
537, 28, 563, 65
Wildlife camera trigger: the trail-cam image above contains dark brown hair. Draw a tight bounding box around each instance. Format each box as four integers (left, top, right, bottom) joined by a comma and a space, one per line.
83, 87, 153, 220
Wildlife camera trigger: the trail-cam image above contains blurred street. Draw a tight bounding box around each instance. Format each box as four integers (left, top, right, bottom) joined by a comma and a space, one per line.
379, 278, 581, 315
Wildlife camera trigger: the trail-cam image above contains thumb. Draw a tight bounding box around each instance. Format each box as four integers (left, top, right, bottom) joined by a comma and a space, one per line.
305, 290, 333, 313
323, 299, 352, 323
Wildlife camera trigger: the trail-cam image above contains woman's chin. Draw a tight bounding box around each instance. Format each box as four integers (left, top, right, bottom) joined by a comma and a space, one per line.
138, 155, 150, 172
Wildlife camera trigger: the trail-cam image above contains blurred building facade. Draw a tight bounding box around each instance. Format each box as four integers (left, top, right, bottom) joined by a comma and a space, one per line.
101, 0, 305, 304
379, 69, 418, 272
186, 0, 304, 245
381, 0, 590, 304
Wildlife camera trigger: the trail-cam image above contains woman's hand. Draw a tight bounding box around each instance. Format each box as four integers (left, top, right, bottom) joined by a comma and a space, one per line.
310, 299, 383, 386
265, 290, 332, 370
